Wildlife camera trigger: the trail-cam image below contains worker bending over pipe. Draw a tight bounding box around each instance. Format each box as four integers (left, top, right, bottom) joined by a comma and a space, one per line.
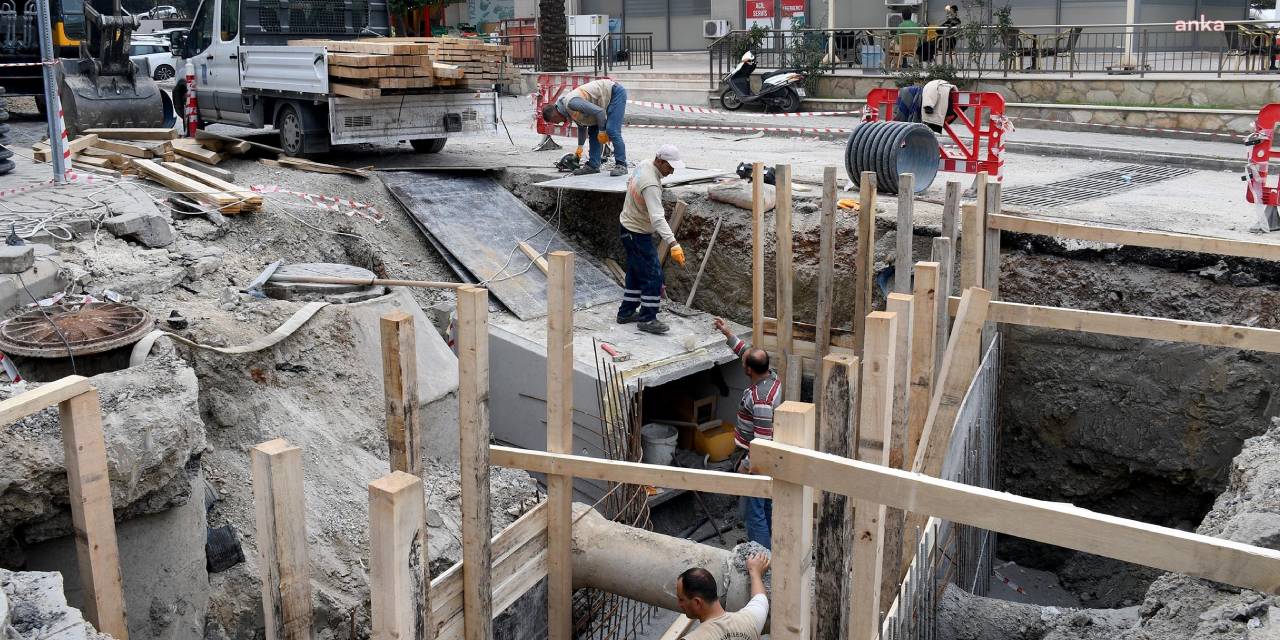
676, 553, 771, 639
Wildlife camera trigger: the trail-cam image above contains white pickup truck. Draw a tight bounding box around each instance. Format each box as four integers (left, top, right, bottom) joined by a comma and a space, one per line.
169, 0, 499, 155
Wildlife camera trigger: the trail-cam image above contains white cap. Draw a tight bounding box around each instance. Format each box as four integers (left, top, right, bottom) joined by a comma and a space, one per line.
656, 144, 685, 170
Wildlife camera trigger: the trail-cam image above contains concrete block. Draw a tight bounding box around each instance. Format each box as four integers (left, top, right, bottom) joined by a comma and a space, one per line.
0, 258, 63, 312
0, 245, 34, 274
103, 211, 176, 248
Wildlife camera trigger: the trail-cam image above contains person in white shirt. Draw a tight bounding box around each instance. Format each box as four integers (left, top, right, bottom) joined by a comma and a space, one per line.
674, 552, 770, 639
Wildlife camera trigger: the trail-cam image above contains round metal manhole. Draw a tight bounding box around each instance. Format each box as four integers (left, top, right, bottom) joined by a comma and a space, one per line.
0, 302, 155, 357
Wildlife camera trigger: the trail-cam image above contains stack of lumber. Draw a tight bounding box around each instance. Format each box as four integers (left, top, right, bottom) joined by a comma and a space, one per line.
33, 127, 256, 174
131, 158, 262, 214
289, 36, 519, 99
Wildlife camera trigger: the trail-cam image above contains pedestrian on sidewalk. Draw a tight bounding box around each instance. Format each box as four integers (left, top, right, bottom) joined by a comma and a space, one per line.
675, 553, 771, 640
617, 145, 686, 335
542, 79, 630, 176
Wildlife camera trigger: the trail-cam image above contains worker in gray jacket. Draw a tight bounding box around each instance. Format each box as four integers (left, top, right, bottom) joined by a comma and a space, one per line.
617, 145, 685, 335
541, 78, 629, 176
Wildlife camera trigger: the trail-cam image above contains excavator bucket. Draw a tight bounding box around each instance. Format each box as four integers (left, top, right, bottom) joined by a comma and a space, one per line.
57, 59, 174, 137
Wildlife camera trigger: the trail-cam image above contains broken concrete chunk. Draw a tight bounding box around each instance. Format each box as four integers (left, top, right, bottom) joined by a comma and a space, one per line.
0, 569, 113, 639
0, 245, 33, 274
709, 181, 776, 212
103, 210, 176, 248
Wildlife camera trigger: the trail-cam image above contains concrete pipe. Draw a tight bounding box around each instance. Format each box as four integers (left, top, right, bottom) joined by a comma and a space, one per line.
845, 121, 940, 195
570, 504, 757, 613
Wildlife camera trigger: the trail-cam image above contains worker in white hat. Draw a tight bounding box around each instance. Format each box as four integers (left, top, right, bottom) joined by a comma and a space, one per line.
616, 144, 686, 335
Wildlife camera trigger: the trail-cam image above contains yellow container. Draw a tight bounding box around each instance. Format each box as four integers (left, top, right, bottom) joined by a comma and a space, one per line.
694, 422, 737, 462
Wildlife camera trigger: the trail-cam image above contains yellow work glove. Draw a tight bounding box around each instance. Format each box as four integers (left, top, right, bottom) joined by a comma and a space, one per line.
597, 132, 611, 144
669, 244, 686, 266
574, 146, 583, 159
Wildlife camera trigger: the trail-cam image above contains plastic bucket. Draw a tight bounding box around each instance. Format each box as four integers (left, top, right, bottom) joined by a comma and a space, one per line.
640, 423, 679, 465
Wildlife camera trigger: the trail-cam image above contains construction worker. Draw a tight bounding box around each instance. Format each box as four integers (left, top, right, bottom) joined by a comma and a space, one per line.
675, 553, 771, 640
541, 78, 630, 176
713, 316, 782, 549
617, 145, 686, 335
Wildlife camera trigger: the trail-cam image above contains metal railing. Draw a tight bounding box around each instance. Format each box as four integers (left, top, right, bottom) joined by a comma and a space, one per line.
708, 20, 1280, 88
493, 32, 654, 74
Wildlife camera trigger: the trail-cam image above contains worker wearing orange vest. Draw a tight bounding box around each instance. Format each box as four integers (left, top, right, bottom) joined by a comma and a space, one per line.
541, 79, 630, 176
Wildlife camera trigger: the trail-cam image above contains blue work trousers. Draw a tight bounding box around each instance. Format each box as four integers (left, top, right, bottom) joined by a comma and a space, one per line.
586, 84, 628, 168
740, 496, 773, 549
618, 225, 662, 322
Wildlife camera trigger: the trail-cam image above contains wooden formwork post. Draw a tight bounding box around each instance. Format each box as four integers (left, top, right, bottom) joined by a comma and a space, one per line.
983, 182, 1003, 349
894, 173, 914, 294
849, 311, 897, 640
775, 163, 795, 387
960, 203, 984, 291
771, 401, 816, 640
854, 171, 877, 357
456, 285, 493, 640
906, 262, 940, 464
751, 162, 765, 348
815, 166, 839, 400
369, 471, 428, 640
973, 171, 989, 235
546, 251, 575, 640
658, 201, 687, 266
882, 294, 913, 611
250, 438, 313, 640
930, 237, 955, 380
59, 389, 129, 639
381, 311, 421, 475
814, 354, 859, 640
941, 180, 961, 243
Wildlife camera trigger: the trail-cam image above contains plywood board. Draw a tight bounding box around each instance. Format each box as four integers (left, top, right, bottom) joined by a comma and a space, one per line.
533, 168, 729, 193
380, 171, 620, 319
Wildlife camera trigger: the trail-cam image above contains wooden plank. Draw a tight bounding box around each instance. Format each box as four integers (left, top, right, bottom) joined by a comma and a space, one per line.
771, 401, 816, 640
456, 286, 493, 640
883, 294, 913, 613
369, 471, 428, 640
517, 241, 548, 274
751, 438, 1280, 597
942, 181, 960, 243
331, 82, 382, 99
59, 390, 129, 639
328, 52, 433, 67
490, 446, 773, 498
658, 200, 686, 265
545, 252, 574, 640
380, 311, 420, 475
814, 354, 859, 640
931, 238, 954, 382
986, 212, 1280, 262
162, 161, 260, 210
71, 154, 113, 168
751, 163, 766, 348
960, 203, 983, 291
764, 317, 856, 351
377, 76, 436, 89
906, 263, 940, 464
290, 38, 432, 54
250, 438, 312, 640
982, 183, 1003, 348
973, 171, 988, 243
173, 139, 225, 165
850, 311, 897, 640
855, 171, 877, 356
814, 166, 839, 398
785, 353, 802, 402
94, 138, 154, 158
895, 173, 914, 294
775, 164, 795, 387
83, 127, 176, 140
272, 156, 370, 177
657, 617, 695, 640
132, 159, 239, 212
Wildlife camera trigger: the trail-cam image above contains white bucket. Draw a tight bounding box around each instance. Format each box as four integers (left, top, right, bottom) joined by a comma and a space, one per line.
640, 423, 679, 465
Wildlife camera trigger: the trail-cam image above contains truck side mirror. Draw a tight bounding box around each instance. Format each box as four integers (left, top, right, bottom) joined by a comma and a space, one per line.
169, 31, 186, 55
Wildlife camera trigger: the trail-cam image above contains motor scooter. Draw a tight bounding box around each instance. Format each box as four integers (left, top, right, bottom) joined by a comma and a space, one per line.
719, 51, 805, 112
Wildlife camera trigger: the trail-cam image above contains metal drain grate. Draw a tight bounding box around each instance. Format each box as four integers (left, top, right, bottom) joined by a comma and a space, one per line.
1001, 164, 1196, 209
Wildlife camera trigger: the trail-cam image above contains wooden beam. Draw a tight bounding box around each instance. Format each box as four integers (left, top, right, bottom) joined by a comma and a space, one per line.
983, 183, 1002, 348
895, 173, 914, 293
930, 237, 954, 381
94, 138, 154, 158
369, 471, 428, 640
545, 252, 574, 640
251, 438, 312, 640
771, 402, 816, 640
517, 241, 548, 274
906, 263, 940, 464
764, 317, 856, 351
490, 446, 773, 498
986, 212, 1280, 262
882, 294, 913, 612
960, 203, 984, 291
380, 311, 420, 475
131, 159, 239, 212
751, 439, 1280, 596
84, 127, 177, 140
59, 390, 129, 639
973, 171, 988, 240
162, 161, 261, 211
850, 311, 897, 640
815, 166, 839, 378
854, 172, 877, 356
814, 355, 859, 640
942, 181, 960, 243
456, 286, 493, 640
751, 163, 766, 348
0, 375, 91, 425
657, 617, 695, 640
785, 353, 802, 402
658, 200, 687, 265
776, 164, 795, 387
177, 156, 235, 182
173, 139, 225, 165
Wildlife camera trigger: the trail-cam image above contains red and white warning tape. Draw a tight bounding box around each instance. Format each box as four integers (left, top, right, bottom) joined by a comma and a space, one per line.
630, 123, 854, 135
0, 171, 111, 201
1008, 115, 1239, 139
0, 352, 22, 384
992, 568, 1028, 595
250, 184, 385, 223
626, 99, 861, 118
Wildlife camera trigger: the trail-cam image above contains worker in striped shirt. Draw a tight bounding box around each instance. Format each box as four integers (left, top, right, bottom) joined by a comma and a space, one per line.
714, 316, 782, 549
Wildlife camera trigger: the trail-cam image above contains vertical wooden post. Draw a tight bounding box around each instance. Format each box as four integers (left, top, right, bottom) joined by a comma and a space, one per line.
854, 171, 877, 356
546, 252, 574, 640
59, 390, 129, 639
882, 294, 913, 610
785, 353, 802, 403
849, 311, 897, 640
369, 471, 428, 640
251, 438, 312, 640
772, 401, 816, 640
751, 162, 765, 348
941, 181, 961, 243
894, 173, 914, 294
930, 237, 954, 384
658, 201, 687, 265
815, 166, 839, 372
814, 355, 859, 640
906, 262, 940, 464
381, 311, 420, 475
775, 163, 794, 386
983, 183, 1002, 349
456, 285, 493, 640
960, 203, 984, 291
973, 171, 989, 237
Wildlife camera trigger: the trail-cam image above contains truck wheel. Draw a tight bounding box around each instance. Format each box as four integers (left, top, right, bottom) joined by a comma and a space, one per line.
410, 138, 446, 154
277, 104, 307, 156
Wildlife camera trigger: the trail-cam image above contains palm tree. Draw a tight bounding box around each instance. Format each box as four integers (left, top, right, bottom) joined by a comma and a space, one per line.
539, 0, 568, 71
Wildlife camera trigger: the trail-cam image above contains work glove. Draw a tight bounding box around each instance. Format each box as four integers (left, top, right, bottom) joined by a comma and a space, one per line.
574, 146, 583, 159
669, 244, 686, 266
597, 132, 610, 144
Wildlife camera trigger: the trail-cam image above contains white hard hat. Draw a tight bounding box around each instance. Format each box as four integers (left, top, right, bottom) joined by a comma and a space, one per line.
656, 144, 685, 170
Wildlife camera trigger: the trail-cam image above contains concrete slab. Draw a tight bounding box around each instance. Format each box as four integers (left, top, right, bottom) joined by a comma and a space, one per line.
533, 168, 730, 193
0, 245, 34, 274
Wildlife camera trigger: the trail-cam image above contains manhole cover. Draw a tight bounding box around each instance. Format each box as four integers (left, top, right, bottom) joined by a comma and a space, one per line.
1002, 164, 1196, 209
0, 302, 154, 357
264, 263, 380, 301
